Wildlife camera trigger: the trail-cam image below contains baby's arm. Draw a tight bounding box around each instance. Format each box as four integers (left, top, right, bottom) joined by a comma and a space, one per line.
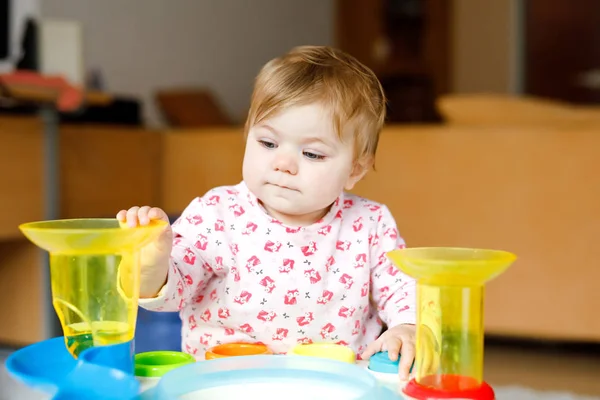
370, 206, 441, 345
369, 206, 416, 328
139, 197, 215, 312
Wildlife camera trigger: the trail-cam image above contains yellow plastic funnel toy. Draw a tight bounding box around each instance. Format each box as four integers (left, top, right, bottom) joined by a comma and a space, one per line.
20, 218, 167, 358
386, 247, 516, 400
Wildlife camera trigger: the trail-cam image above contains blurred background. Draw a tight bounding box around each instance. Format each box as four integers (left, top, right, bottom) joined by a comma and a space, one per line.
0, 1, 599, 399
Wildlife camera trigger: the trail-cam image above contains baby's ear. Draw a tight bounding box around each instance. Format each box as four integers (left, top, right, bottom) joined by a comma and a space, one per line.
345, 156, 373, 191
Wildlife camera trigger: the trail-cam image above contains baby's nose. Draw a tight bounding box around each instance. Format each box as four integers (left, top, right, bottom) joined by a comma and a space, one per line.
273, 152, 298, 174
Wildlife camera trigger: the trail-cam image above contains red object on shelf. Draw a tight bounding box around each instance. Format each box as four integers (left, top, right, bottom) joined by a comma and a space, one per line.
403, 375, 495, 399
0, 70, 84, 111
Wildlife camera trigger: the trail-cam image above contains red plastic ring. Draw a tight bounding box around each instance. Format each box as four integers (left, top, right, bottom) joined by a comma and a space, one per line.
403, 376, 495, 399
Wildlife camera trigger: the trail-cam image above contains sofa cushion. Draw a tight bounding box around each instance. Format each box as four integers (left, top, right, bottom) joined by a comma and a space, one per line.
436, 94, 600, 126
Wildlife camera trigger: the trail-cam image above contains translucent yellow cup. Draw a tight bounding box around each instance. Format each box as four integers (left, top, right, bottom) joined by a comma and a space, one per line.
387, 247, 516, 394
19, 218, 167, 359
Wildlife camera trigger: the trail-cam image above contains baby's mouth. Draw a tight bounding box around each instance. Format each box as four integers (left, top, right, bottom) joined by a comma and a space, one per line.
269, 183, 298, 192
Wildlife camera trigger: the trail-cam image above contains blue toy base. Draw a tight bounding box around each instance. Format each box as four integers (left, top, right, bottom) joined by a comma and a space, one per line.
6, 337, 403, 399
142, 355, 400, 399
135, 307, 182, 353
5, 336, 139, 399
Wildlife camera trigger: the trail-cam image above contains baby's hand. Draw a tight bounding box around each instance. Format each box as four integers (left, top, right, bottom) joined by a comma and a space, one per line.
117, 206, 169, 228
361, 324, 416, 380
116, 206, 173, 298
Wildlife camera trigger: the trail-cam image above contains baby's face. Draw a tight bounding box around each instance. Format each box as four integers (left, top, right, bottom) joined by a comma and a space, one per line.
242, 103, 362, 226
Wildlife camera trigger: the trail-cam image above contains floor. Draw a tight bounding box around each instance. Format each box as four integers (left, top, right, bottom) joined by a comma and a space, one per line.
1, 338, 599, 399
0, 348, 48, 400
483, 337, 600, 398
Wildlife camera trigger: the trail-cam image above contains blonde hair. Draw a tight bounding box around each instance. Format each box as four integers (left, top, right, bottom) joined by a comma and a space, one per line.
244, 45, 386, 165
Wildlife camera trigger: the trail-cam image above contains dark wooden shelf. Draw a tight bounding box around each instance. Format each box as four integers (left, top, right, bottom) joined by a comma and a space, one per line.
335, 0, 452, 123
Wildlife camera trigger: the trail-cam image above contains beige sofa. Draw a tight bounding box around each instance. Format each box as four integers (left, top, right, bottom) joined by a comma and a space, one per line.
161, 96, 600, 343
0, 95, 598, 345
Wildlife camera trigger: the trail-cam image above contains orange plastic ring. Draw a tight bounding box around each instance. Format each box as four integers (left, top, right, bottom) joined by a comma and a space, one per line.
204, 343, 273, 360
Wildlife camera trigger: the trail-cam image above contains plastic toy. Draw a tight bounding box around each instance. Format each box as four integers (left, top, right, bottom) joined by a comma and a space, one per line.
5, 336, 139, 399
19, 218, 167, 358
7, 341, 401, 399
138, 354, 399, 399
387, 247, 516, 400
134, 351, 196, 392
366, 351, 414, 393
5, 217, 514, 399
5, 218, 166, 398
367, 351, 412, 374
287, 342, 356, 363
204, 342, 273, 360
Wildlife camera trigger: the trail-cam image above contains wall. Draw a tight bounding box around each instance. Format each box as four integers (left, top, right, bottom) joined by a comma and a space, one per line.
11, 1, 522, 124
0, 0, 39, 73
41, 0, 334, 127
451, 0, 523, 94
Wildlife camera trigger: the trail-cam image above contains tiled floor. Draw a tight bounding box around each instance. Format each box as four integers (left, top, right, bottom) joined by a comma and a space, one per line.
1, 339, 599, 399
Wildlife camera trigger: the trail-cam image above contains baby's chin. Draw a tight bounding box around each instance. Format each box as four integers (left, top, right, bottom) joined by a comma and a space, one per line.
261, 200, 311, 217
262, 200, 332, 225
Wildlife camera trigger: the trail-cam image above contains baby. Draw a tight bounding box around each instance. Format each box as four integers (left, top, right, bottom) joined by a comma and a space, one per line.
118, 45, 418, 380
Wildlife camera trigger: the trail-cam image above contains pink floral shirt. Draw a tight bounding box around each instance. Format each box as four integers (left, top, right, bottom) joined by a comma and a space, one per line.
139, 181, 416, 360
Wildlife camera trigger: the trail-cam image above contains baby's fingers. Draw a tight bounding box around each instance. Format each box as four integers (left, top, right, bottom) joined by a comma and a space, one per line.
136, 206, 153, 225
124, 206, 140, 227
428, 348, 440, 376
384, 335, 402, 362
148, 207, 170, 223
398, 339, 415, 380
116, 210, 127, 221
117, 206, 169, 228
360, 337, 384, 360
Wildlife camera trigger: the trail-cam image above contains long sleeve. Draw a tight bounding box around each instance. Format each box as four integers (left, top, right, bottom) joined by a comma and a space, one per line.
369, 206, 417, 328
139, 197, 215, 312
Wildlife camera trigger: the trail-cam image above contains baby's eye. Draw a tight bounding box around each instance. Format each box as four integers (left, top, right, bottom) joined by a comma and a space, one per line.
303, 151, 325, 160
259, 140, 276, 149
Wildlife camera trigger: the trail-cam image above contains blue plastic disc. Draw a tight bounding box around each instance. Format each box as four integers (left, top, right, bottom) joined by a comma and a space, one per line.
368, 351, 398, 374
368, 351, 413, 374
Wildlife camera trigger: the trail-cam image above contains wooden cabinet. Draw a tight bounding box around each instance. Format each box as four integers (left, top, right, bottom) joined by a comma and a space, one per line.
525, 0, 600, 104
335, 0, 452, 122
